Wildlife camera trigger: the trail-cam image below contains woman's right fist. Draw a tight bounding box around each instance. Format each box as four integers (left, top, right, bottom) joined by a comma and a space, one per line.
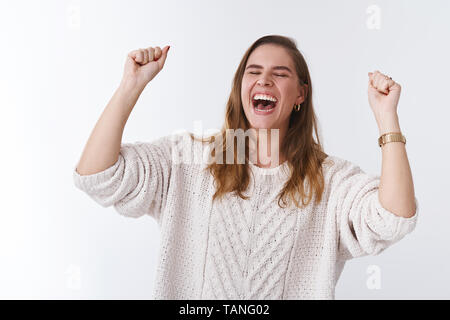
121, 45, 170, 90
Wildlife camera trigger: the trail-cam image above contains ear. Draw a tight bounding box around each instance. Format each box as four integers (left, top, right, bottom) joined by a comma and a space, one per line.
296, 84, 308, 104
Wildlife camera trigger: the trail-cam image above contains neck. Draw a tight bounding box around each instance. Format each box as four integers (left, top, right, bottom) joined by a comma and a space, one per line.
250, 127, 287, 168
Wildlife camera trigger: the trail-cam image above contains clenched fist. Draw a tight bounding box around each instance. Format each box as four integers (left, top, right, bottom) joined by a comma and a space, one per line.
368, 70, 401, 115
121, 45, 170, 90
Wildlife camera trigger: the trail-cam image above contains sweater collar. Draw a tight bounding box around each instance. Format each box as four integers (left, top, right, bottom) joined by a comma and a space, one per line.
248, 160, 291, 182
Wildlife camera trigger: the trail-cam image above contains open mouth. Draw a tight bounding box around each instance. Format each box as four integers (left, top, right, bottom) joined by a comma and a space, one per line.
252, 98, 277, 112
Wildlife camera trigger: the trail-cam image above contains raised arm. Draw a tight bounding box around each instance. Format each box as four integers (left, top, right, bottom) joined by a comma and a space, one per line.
73, 45, 173, 222
330, 71, 419, 260
76, 45, 170, 175
367, 70, 416, 218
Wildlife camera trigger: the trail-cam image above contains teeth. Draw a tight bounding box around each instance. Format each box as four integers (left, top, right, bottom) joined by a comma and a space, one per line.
253, 94, 277, 102
255, 107, 274, 112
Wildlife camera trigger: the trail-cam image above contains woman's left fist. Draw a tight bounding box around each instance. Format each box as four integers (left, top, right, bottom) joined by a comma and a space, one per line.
368, 70, 401, 115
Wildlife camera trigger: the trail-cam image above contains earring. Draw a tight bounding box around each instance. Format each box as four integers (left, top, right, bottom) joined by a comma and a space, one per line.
293, 104, 301, 112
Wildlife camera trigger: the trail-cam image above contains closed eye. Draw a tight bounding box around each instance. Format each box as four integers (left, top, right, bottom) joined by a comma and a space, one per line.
249, 72, 287, 77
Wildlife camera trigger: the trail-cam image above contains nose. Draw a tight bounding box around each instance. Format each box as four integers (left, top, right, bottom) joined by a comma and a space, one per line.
257, 76, 272, 86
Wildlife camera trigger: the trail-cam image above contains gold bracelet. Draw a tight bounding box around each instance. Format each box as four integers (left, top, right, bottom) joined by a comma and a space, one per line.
378, 132, 406, 147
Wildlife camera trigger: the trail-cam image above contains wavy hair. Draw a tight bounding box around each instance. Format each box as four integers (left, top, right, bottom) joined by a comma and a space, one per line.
190, 35, 329, 209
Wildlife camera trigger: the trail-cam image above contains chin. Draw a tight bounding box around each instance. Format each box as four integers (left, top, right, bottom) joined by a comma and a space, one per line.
248, 120, 277, 130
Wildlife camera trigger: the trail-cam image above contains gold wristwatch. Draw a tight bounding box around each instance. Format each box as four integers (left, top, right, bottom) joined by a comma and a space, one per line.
378, 132, 406, 147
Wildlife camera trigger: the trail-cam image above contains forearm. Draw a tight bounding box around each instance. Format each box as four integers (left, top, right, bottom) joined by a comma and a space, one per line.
376, 112, 416, 218
76, 80, 144, 175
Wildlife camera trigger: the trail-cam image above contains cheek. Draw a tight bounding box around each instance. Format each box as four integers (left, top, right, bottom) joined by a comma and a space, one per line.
241, 85, 252, 106
280, 98, 294, 116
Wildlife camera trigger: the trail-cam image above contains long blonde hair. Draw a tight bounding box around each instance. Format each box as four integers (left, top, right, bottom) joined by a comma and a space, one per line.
190, 35, 329, 209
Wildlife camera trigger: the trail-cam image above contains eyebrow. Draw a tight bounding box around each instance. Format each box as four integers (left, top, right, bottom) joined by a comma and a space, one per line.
245, 64, 293, 74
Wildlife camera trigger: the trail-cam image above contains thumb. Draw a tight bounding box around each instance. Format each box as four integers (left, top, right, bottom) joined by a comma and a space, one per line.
157, 45, 170, 69
367, 72, 376, 89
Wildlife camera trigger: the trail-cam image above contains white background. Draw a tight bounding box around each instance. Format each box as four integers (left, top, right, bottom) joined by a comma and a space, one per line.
1, 0, 449, 299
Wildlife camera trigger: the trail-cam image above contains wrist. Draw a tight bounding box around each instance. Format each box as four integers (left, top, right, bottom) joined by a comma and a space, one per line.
375, 112, 401, 135
119, 77, 146, 96
114, 79, 145, 113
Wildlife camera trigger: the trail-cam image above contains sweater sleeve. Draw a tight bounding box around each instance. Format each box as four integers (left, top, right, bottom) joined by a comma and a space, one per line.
72, 134, 177, 223
326, 157, 419, 261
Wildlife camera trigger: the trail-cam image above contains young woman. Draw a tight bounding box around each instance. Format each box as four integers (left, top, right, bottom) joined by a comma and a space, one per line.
73, 35, 418, 299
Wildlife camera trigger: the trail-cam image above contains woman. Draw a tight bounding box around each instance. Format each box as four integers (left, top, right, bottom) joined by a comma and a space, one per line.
73, 35, 418, 299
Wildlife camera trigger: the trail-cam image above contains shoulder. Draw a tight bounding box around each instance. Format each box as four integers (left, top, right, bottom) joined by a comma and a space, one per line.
321, 154, 367, 183
322, 154, 352, 172
124, 130, 209, 154
133, 130, 215, 166
321, 154, 381, 198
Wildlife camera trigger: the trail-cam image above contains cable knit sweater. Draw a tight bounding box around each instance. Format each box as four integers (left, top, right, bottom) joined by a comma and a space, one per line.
73, 131, 419, 299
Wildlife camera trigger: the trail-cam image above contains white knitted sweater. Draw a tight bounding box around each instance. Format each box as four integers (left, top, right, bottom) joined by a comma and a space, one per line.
73, 131, 419, 299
